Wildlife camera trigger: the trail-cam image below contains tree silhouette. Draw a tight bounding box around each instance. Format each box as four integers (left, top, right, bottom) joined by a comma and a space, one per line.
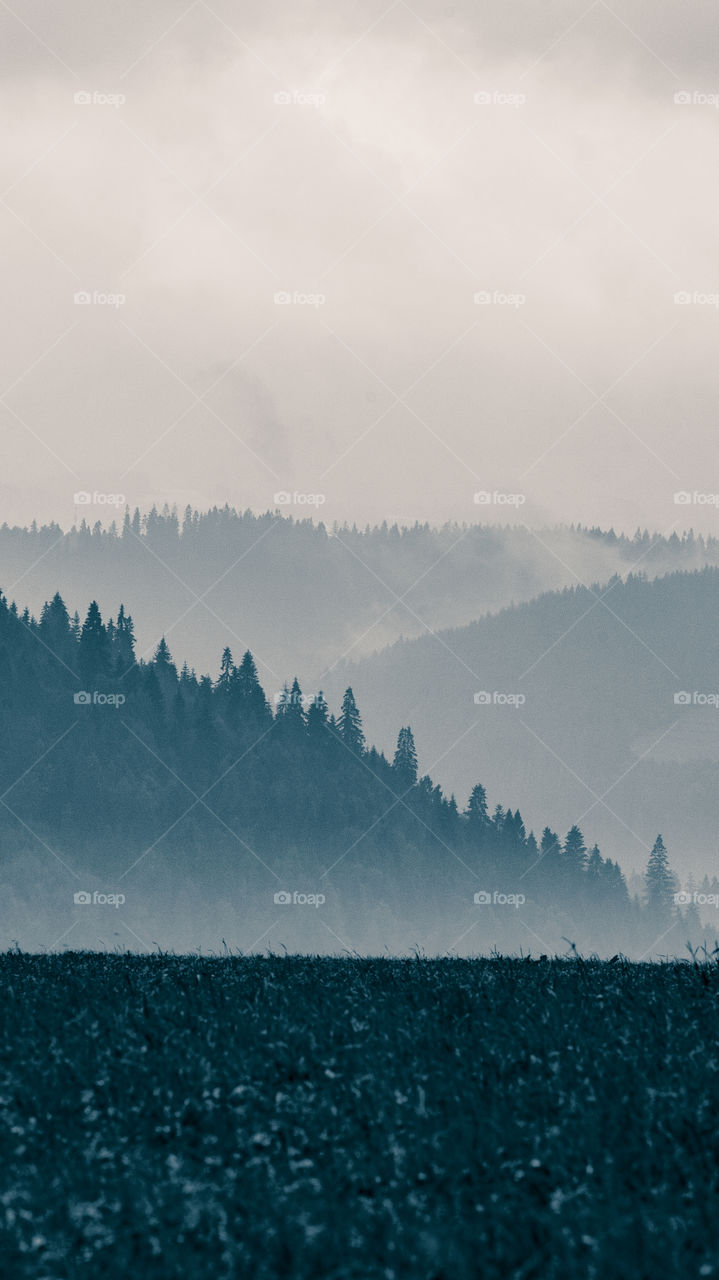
338, 687, 365, 755
78, 601, 109, 686
466, 783, 489, 829
393, 726, 418, 787
645, 835, 677, 925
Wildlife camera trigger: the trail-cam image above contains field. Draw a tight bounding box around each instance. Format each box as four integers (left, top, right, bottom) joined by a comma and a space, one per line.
1, 953, 719, 1278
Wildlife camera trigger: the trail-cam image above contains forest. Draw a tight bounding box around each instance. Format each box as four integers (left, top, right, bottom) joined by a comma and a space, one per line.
0, 587, 712, 957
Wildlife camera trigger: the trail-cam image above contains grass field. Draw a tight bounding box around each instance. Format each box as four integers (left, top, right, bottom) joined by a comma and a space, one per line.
2, 953, 719, 1278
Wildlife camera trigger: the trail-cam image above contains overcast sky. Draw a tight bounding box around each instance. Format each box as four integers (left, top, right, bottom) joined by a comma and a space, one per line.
2, 0, 719, 533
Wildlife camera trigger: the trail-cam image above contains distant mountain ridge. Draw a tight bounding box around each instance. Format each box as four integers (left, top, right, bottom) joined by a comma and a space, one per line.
323, 566, 719, 876
0, 505, 716, 686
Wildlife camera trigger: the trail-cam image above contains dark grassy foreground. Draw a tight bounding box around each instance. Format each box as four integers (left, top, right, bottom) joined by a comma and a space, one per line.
2, 955, 719, 1279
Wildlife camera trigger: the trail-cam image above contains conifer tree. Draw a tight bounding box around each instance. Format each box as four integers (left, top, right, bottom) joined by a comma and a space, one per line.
645, 835, 677, 924
393, 726, 418, 786
338, 687, 365, 755
307, 690, 329, 740
114, 605, 136, 673
563, 825, 588, 875
79, 601, 109, 685
466, 783, 489, 828
235, 650, 270, 722
217, 646, 234, 694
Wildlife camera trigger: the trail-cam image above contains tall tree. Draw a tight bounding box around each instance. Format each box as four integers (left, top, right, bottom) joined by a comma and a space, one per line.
393, 726, 418, 787
645, 835, 677, 925
466, 783, 489, 829
307, 690, 329, 741
114, 604, 136, 674
275, 677, 307, 737
235, 650, 270, 723
217, 646, 234, 695
338, 687, 365, 755
563, 825, 588, 879
78, 601, 109, 686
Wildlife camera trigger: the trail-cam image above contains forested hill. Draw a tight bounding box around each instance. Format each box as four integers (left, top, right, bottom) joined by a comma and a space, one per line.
1, 506, 715, 682
323, 566, 719, 875
0, 587, 709, 957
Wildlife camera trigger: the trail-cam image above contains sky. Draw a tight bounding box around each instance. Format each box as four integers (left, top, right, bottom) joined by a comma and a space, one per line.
2, 0, 719, 534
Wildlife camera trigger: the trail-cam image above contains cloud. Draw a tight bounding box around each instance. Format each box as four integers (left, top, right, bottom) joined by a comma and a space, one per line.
1, 0, 718, 532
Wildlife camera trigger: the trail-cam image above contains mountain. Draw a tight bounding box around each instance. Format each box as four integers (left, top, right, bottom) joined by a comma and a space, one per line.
324, 568, 719, 877
1, 507, 717, 686
0, 587, 703, 958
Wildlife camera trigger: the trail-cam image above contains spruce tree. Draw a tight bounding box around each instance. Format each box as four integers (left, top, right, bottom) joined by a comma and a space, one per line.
307, 691, 329, 741
217, 646, 234, 695
645, 835, 677, 924
235, 650, 270, 722
466, 783, 489, 828
114, 605, 136, 674
563, 825, 588, 874
393, 726, 418, 787
338, 687, 365, 755
78, 601, 109, 686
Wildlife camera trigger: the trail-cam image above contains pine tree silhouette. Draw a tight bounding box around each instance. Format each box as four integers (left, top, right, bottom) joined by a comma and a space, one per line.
645, 835, 677, 926
338, 687, 365, 755
393, 726, 418, 787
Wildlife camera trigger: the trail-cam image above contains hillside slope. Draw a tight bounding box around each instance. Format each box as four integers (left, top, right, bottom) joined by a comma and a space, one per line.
1, 508, 715, 684
325, 567, 719, 874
